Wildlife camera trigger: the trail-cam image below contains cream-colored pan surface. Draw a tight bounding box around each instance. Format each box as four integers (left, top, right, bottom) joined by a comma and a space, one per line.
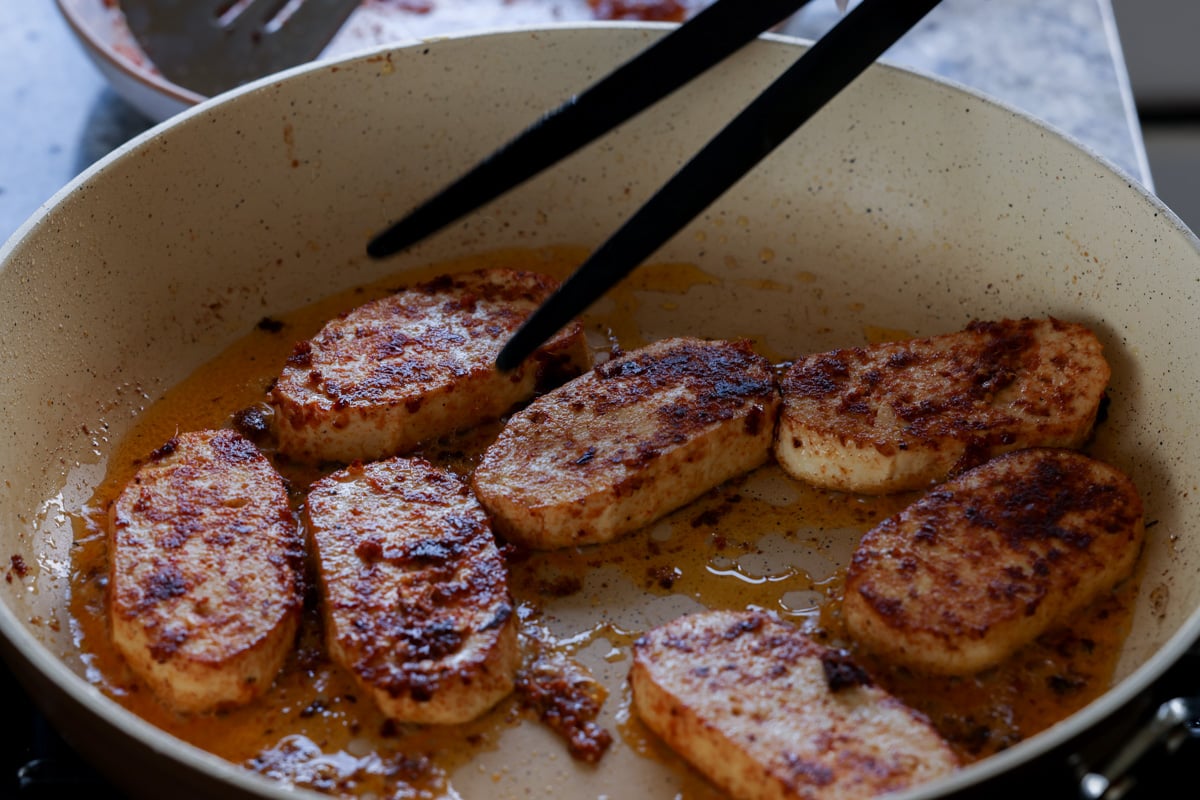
2, 25, 1199, 800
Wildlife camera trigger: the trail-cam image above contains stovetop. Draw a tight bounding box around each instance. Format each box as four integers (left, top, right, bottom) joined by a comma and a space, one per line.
3, 660, 124, 800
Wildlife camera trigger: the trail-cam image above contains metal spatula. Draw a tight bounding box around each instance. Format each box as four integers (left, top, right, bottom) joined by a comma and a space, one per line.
119, 0, 362, 98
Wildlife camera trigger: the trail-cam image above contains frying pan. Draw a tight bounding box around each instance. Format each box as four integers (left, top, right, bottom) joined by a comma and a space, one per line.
2, 25, 1199, 800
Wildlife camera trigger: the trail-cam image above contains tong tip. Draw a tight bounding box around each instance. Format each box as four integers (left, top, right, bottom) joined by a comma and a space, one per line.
366, 224, 411, 259
494, 332, 532, 373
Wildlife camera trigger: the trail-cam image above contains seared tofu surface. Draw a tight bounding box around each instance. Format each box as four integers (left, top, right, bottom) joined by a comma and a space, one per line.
306, 457, 519, 724
471, 337, 780, 549
270, 268, 590, 464
108, 429, 303, 713
843, 448, 1144, 676
776, 318, 1109, 493
630, 610, 959, 800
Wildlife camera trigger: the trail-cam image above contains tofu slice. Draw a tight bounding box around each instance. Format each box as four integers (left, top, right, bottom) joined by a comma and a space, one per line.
108, 429, 303, 713
630, 610, 959, 800
305, 457, 519, 724
471, 337, 779, 549
776, 318, 1109, 494
843, 448, 1145, 676
270, 268, 591, 464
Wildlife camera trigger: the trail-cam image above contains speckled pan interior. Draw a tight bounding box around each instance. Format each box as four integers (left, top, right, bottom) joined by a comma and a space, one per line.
2, 25, 1199, 800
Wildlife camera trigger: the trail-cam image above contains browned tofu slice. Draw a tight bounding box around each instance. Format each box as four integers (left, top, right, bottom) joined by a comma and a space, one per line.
270, 268, 591, 464
306, 457, 519, 724
843, 448, 1144, 676
471, 337, 779, 549
108, 429, 303, 713
776, 318, 1109, 494
630, 610, 959, 800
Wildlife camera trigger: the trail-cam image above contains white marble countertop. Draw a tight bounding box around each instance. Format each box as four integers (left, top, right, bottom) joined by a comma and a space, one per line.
782, 0, 1150, 187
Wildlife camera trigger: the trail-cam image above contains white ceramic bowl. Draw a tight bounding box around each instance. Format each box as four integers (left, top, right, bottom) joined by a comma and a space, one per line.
55, 0, 723, 122
4, 24, 1200, 800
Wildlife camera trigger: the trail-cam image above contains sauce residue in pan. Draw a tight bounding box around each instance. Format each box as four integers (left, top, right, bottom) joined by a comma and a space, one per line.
66, 246, 1140, 798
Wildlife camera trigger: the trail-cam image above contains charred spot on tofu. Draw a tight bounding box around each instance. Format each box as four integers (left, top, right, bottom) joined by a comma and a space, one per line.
269, 268, 591, 464
108, 429, 303, 714
631, 610, 958, 800
843, 448, 1144, 676
472, 337, 780, 549
306, 457, 519, 724
776, 318, 1110, 494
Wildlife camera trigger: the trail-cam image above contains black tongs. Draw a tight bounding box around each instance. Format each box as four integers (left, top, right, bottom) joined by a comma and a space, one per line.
368, 0, 943, 370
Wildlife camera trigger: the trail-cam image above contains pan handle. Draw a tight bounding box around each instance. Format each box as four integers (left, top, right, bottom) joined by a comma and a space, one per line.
1077, 695, 1200, 800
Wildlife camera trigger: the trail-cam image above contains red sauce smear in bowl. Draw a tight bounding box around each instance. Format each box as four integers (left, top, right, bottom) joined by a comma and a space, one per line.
588, 0, 689, 21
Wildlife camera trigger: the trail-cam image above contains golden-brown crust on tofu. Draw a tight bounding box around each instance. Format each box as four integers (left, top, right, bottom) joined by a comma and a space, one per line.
305, 457, 519, 724
776, 318, 1110, 494
471, 337, 779, 549
630, 610, 959, 800
108, 429, 303, 714
843, 448, 1144, 676
270, 269, 591, 464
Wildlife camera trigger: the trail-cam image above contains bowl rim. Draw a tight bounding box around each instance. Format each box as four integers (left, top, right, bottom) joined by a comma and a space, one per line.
53, 0, 732, 115
55, 0, 208, 108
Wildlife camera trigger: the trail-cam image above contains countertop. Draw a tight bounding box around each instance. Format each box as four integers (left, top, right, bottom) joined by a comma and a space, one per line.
0, 0, 1159, 797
